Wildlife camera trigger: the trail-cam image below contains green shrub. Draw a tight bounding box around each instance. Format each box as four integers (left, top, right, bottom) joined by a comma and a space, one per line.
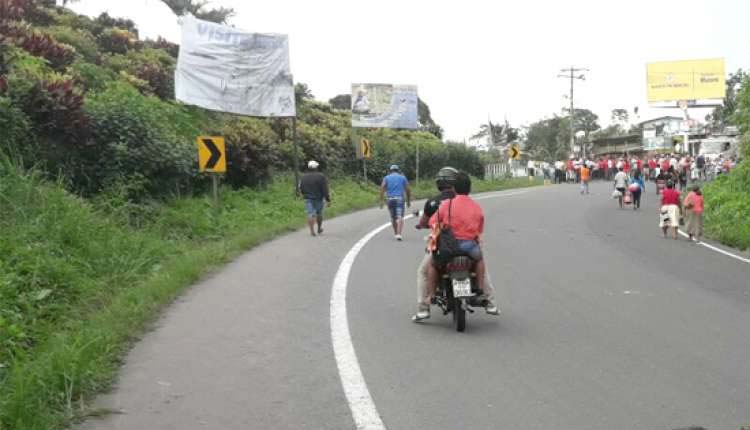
82, 82, 201, 198
220, 116, 283, 188
103, 48, 175, 99
69, 61, 115, 93
703, 162, 750, 250
0, 96, 33, 160
43, 25, 98, 63
0, 21, 75, 70
96, 27, 136, 55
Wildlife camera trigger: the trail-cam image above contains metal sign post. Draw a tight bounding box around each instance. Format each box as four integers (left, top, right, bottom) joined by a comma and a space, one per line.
291, 117, 300, 195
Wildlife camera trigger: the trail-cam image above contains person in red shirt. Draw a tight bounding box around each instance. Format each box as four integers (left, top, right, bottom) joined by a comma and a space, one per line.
648, 158, 657, 180
623, 160, 630, 174
683, 185, 704, 242
427, 173, 486, 299
659, 180, 682, 239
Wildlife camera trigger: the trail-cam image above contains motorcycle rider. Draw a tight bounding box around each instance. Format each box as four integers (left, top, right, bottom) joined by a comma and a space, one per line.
412, 168, 499, 321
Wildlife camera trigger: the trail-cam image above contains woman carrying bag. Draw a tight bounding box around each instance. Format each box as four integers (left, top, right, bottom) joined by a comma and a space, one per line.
659, 180, 682, 240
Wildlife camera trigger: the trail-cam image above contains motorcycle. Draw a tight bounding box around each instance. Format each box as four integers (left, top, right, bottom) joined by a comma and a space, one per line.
432, 255, 487, 332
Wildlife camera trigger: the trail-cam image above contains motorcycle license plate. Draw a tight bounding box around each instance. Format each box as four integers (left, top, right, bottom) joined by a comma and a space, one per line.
452, 279, 472, 297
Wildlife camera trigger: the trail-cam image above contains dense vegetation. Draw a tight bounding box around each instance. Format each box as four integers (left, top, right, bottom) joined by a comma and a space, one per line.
0, 1, 521, 428
703, 73, 750, 251
0, 0, 483, 204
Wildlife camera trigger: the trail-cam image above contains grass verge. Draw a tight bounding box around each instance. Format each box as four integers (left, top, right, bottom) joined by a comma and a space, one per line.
0, 161, 540, 430
702, 162, 750, 251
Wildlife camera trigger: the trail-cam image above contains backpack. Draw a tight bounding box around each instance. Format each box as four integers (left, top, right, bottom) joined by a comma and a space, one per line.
433, 199, 459, 265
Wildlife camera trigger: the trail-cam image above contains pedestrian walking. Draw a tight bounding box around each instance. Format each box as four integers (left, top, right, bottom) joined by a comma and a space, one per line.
683, 185, 704, 242
580, 163, 591, 194
613, 167, 629, 209
379, 164, 412, 241
659, 180, 682, 240
299, 160, 331, 237
628, 170, 645, 210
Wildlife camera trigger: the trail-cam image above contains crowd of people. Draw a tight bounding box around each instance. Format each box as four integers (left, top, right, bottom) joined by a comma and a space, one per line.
531, 153, 719, 243
536, 153, 738, 188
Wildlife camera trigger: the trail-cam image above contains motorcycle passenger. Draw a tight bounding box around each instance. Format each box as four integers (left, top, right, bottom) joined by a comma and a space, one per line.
425, 172, 491, 313
412, 168, 499, 321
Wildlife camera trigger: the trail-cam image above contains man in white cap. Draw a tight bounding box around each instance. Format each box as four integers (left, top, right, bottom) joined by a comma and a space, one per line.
299, 160, 330, 237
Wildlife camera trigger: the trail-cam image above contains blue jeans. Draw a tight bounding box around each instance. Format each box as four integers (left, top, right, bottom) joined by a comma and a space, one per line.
457, 240, 483, 260
387, 196, 405, 220
304, 198, 324, 217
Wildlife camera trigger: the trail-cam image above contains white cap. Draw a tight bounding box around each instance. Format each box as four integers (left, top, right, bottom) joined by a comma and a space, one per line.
308, 160, 319, 169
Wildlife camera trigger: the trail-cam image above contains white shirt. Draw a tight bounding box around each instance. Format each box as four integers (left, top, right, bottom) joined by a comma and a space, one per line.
607, 159, 613, 168
527, 160, 535, 168
614, 171, 629, 188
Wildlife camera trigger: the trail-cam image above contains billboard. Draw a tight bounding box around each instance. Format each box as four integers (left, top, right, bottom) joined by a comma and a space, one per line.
175, 15, 295, 117
351, 84, 418, 129
646, 58, 726, 103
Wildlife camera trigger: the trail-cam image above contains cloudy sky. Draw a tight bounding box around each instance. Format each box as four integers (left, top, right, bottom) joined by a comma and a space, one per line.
69, 0, 749, 142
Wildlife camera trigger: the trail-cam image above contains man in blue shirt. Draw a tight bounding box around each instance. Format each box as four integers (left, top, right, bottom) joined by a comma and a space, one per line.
379, 164, 412, 241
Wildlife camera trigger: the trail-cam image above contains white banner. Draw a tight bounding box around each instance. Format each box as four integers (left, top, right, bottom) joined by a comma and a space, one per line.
351, 83, 418, 129
175, 15, 295, 117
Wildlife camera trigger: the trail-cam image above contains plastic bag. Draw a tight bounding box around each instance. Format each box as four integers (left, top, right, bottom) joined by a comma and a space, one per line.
611, 190, 622, 199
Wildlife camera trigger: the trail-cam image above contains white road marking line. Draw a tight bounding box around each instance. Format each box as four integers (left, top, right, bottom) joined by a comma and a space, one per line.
330, 190, 528, 429
677, 230, 750, 264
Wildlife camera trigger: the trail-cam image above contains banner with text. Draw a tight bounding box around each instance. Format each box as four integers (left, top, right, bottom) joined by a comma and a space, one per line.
646, 58, 726, 103
175, 15, 295, 117
351, 83, 418, 129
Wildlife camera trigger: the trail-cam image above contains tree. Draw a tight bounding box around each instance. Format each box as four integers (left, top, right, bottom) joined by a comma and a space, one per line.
470, 120, 519, 146
294, 82, 314, 105
417, 98, 443, 139
611, 108, 629, 125
707, 69, 747, 130
160, 0, 235, 23
524, 116, 568, 161
328, 94, 350, 110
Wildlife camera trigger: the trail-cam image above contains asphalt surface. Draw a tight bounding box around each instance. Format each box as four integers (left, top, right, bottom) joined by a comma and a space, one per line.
80, 181, 750, 430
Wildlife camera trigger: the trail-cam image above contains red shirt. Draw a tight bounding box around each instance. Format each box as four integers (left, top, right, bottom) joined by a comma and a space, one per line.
685, 192, 704, 214
648, 159, 657, 169
661, 188, 680, 205
430, 195, 484, 241
636, 159, 643, 170
661, 160, 670, 171
623, 162, 630, 173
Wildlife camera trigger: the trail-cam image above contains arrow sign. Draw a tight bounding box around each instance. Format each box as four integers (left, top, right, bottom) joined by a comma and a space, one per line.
197, 136, 226, 173
510, 144, 521, 160
361, 138, 373, 159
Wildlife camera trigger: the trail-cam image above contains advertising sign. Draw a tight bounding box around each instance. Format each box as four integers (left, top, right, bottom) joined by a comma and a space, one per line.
646, 58, 726, 103
351, 84, 418, 129
176, 15, 295, 117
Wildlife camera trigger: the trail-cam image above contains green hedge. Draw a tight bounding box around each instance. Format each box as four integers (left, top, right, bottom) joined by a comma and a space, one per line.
703, 162, 750, 250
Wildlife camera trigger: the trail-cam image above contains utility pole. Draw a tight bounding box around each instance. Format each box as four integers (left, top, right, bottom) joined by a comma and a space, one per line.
558, 67, 589, 159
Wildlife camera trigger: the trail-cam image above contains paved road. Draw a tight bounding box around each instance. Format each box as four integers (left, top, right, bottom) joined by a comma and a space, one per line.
81, 181, 750, 430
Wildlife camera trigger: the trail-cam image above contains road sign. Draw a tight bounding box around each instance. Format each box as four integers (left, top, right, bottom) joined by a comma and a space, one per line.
197, 136, 226, 173
510, 144, 521, 160
360, 138, 373, 159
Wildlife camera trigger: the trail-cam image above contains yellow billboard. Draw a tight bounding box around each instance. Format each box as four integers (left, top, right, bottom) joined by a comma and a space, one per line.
646, 58, 725, 102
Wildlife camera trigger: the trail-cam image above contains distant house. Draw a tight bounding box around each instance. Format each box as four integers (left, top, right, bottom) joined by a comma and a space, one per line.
591, 133, 643, 158
640, 116, 684, 152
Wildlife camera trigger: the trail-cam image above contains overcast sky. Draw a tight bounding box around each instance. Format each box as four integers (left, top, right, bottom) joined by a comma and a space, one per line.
69, 0, 749, 142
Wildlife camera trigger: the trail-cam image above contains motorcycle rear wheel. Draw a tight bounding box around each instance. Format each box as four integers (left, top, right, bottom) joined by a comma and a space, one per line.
454, 298, 466, 332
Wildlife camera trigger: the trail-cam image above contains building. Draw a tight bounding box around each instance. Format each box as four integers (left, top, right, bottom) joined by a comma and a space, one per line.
591, 134, 643, 158
641, 116, 684, 152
